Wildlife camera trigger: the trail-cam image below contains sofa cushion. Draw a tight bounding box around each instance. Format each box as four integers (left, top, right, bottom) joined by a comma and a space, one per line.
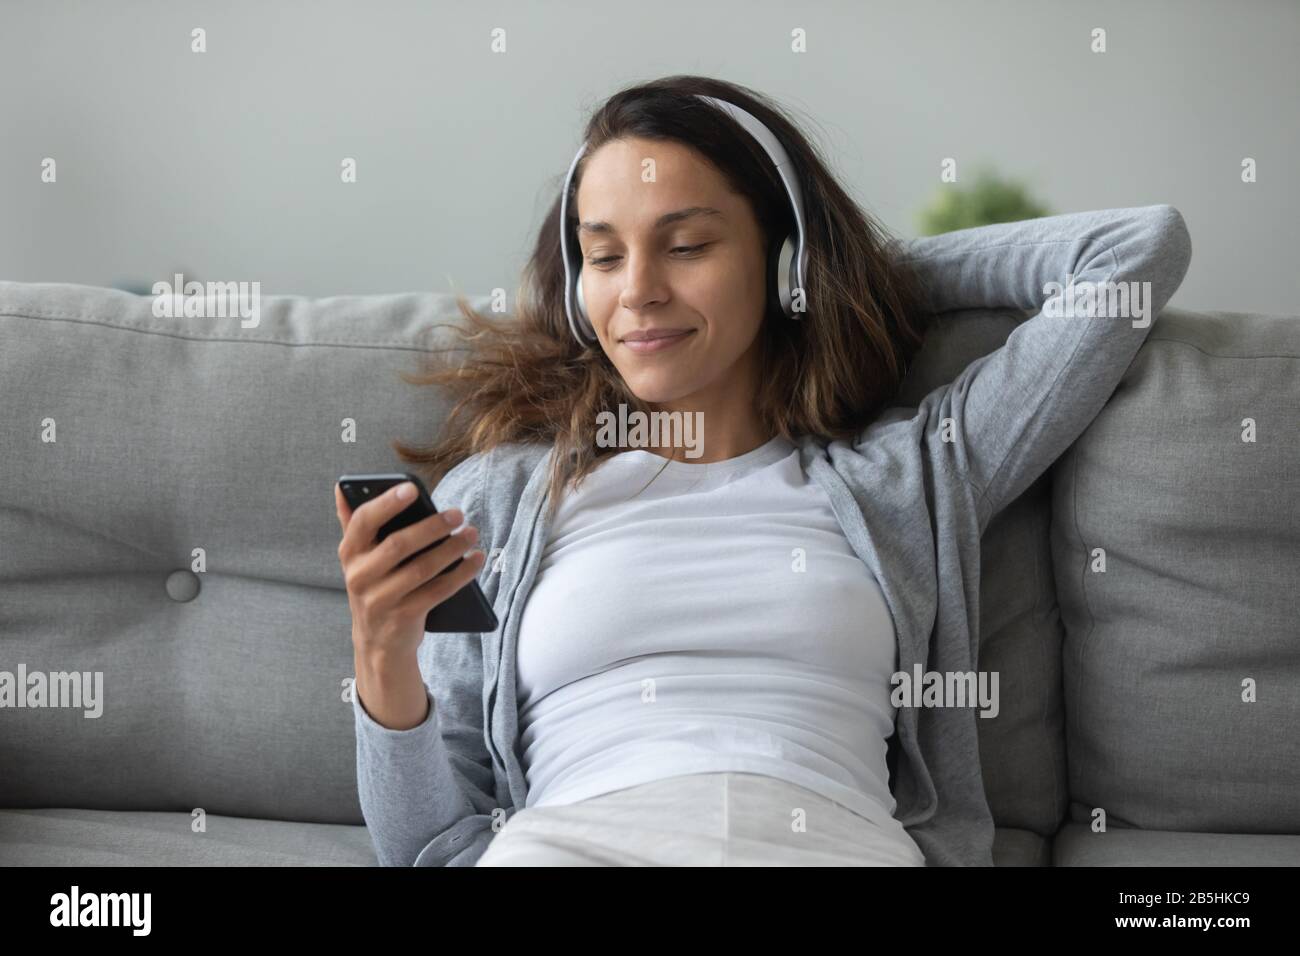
1052, 307, 1300, 834
898, 307, 1069, 838
0, 808, 375, 865
992, 826, 1052, 866
1053, 822, 1300, 866
0, 281, 484, 823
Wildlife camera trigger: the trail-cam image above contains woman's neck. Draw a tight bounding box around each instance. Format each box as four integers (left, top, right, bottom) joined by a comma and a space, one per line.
641, 416, 774, 464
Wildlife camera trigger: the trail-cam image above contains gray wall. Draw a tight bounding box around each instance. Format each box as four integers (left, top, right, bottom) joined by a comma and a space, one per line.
1, 0, 1296, 314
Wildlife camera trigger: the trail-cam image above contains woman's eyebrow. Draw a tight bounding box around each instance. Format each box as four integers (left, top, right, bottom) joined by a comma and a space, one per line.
578, 206, 725, 236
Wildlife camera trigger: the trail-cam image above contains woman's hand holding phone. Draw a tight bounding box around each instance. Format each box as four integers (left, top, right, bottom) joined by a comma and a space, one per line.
334, 480, 486, 730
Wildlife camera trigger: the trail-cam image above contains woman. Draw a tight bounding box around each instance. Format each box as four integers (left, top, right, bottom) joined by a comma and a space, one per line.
334, 74, 1192, 866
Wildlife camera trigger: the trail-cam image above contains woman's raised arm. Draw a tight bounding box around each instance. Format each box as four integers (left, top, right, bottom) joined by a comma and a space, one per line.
889, 204, 1192, 529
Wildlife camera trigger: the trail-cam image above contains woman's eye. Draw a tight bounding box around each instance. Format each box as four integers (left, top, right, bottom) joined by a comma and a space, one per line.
587, 244, 707, 268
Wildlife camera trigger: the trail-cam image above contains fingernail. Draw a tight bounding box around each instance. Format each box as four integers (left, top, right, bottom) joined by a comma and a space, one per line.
396, 482, 416, 501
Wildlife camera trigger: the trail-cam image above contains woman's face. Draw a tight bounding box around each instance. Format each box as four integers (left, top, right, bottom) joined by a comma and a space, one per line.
574, 136, 770, 407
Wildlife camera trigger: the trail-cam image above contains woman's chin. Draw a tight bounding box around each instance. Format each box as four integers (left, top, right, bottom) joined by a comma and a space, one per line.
623, 379, 696, 406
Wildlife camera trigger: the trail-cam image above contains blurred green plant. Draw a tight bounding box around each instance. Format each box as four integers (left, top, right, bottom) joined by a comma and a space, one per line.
916, 165, 1052, 235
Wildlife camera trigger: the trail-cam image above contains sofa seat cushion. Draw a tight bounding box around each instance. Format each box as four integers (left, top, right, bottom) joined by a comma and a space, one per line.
0, 808, 376, 866
992, 826, 1052, 866
1053, 822, 1300, 865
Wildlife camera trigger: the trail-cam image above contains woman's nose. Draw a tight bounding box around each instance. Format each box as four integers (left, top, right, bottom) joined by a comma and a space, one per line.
618, 254, 669, 310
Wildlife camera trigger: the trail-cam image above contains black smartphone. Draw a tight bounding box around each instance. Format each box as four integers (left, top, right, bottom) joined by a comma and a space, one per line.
337, 472, 499, 633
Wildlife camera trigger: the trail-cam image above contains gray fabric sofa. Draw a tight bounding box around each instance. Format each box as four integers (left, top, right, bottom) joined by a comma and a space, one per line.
1, 279, 1296, 866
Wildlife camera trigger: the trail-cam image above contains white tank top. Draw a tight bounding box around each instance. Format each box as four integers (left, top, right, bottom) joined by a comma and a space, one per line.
514, 434, 905, 835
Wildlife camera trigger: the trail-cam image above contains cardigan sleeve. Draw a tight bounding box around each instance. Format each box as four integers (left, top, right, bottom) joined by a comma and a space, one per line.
892, 204, 1192, 529
351, 452, 504, 866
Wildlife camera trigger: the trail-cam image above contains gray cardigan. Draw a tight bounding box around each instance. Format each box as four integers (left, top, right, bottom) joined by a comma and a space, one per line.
352, 205, 1193, 866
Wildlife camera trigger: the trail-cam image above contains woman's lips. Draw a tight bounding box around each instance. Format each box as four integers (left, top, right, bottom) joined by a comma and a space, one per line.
620, 329, 696, 353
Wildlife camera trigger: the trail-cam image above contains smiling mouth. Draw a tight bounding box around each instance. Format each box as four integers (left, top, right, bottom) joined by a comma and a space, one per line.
620, 329, 696, 353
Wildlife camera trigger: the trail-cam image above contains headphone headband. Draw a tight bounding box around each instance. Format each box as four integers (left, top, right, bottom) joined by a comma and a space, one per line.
560, 93, 810, 348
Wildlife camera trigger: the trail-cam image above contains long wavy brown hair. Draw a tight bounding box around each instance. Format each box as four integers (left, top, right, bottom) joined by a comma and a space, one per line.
393, 74, 933, 523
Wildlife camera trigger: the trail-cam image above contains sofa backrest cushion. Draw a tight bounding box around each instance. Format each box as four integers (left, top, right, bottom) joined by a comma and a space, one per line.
897, 307, 1069, 837
1050, 307, 1300, 833
0, 281, 476, 823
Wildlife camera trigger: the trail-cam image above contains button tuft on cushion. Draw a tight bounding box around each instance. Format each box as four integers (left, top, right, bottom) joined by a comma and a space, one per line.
164, 569, 201, 603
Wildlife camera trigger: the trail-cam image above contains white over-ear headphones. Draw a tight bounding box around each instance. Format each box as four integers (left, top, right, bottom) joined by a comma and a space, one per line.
560, 94, 810, 349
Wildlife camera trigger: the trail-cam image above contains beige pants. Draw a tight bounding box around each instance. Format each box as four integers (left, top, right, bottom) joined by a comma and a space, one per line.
475, 771, 926, 866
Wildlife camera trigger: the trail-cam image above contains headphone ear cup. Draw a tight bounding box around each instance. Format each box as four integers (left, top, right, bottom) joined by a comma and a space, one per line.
575, 267, 591, 338
766, 233, 795, 321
